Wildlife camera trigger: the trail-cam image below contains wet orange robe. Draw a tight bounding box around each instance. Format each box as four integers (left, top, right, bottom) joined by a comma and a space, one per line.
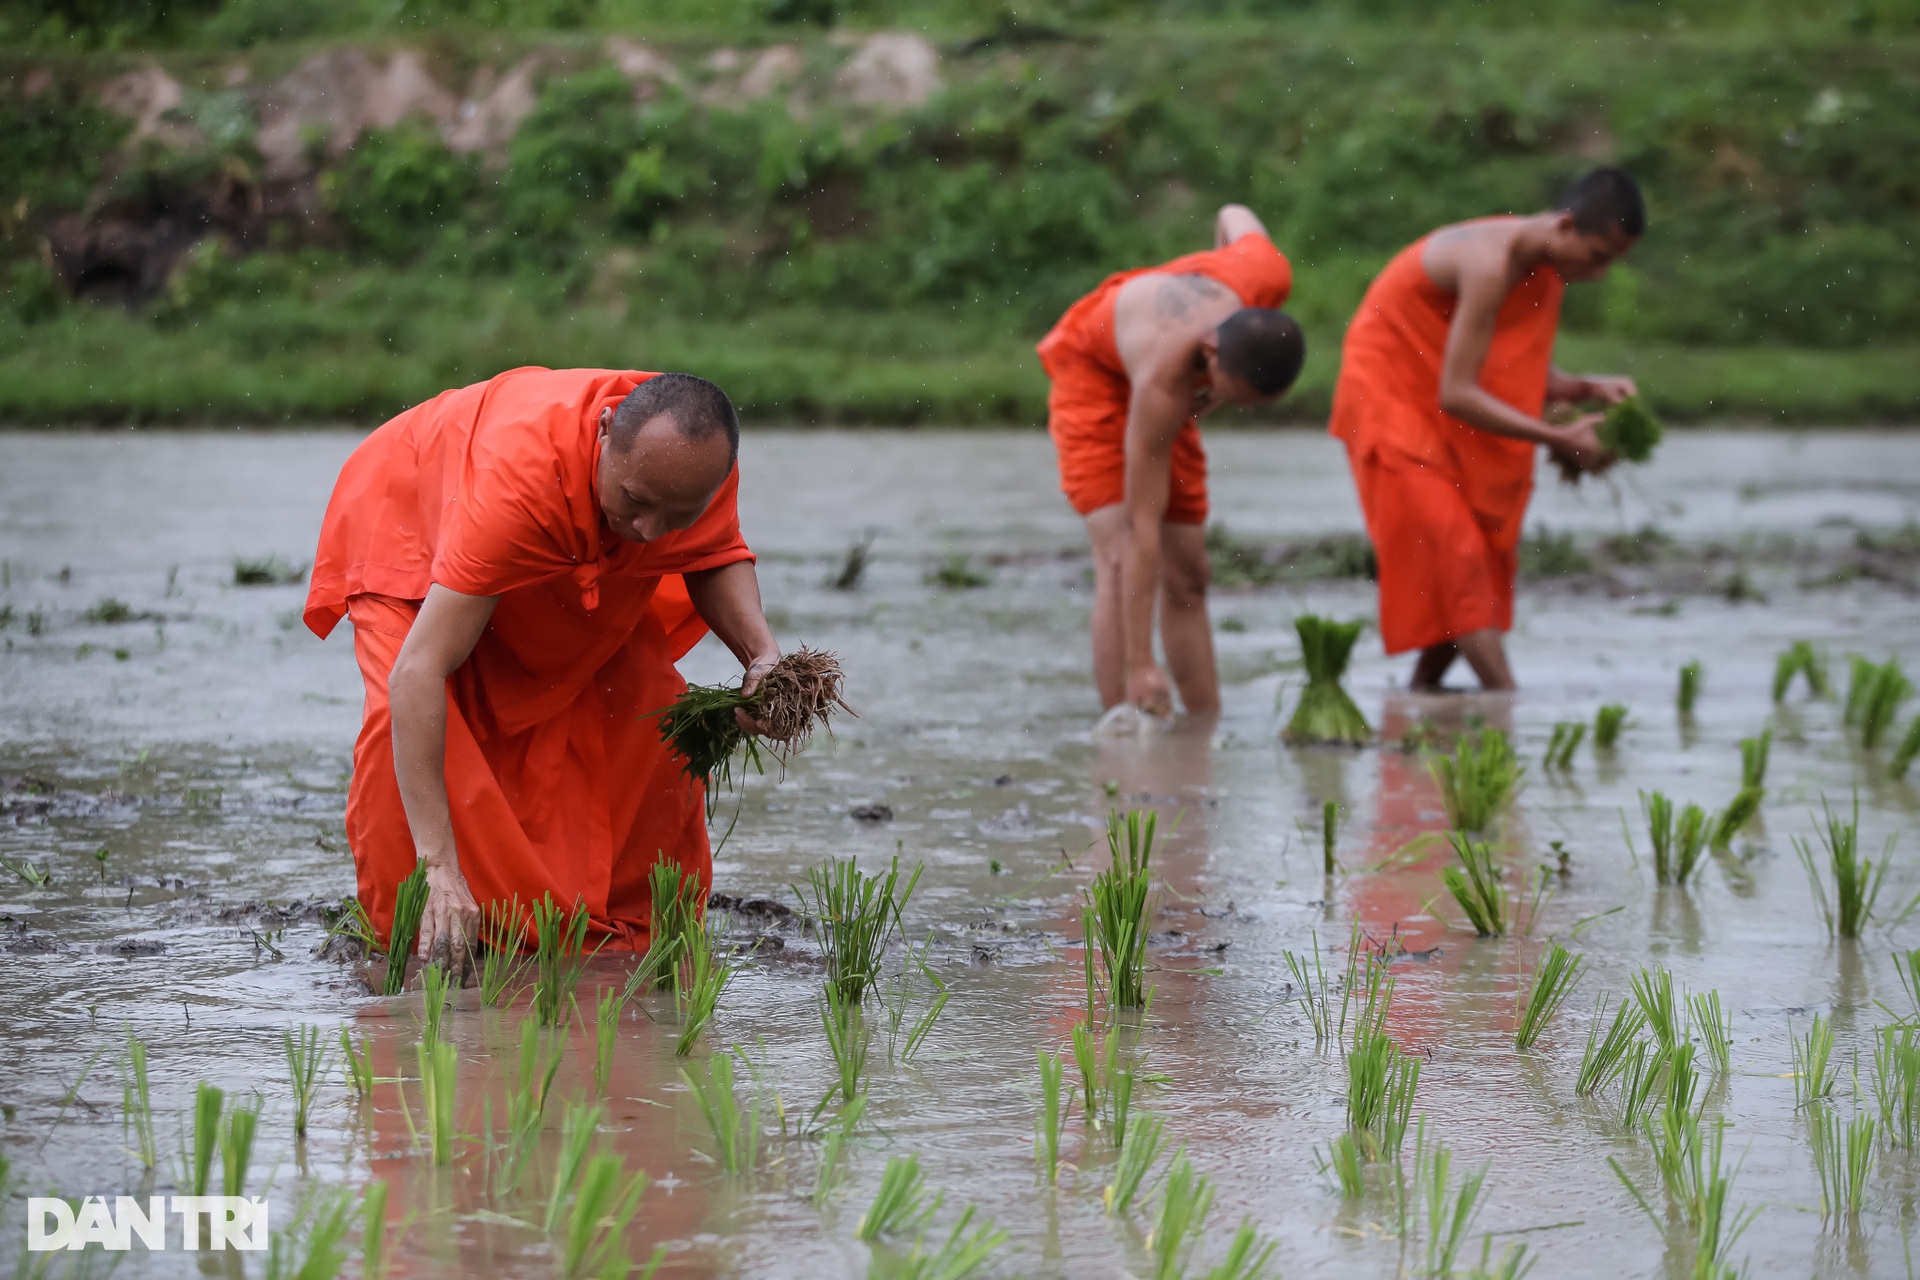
1330, 231, 1563, 654
1037, 233, 1294, 524
304, 366, 753, 950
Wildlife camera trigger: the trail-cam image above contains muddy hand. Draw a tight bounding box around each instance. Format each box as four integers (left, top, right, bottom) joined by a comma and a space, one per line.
1125, 662, 1175, 718
734, 651, 782, 738
1553, 413, 1616, 478
419, 859, 480, 985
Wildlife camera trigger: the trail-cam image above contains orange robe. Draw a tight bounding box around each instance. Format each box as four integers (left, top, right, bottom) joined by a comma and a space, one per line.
1036, 233, 1294, 524
1329, 232, 1563, 655
303, 366, 753, 950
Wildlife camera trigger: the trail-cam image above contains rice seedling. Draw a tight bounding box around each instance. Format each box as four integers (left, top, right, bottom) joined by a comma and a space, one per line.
1319, 1131, 1365, 1198
122, 1031, 157, 1170
233, 555, 307, 586
1471, 1239, 1537, 1280
543, 1101, 606, 1235
1597, 395, 1663, 462
1794, 797, 1891, 939
625, 861, 703, 999
929, 552, 991, 589
1710, 787, 1763, 851
1641, 791, 1710, 887
811, 1094, 866, 1205
1106, 1113, 1168, 1216
418, 1038, 456, 1165
340, 1028, 373, 1097
893, 1204, 1009, 1280
828, 532, 875, 591
1, 856, 50, 887
1544, 721, 1586, 771
675, 920, 736, 1058
1793, 1014, 1837, 1110
1896, 950, 1920, 1024
478, 896, 532, 1008
1071, 1022, 1111, 1131
1282, 933, 1336, 1049
263, 1188, 355, 1280
420, 961, 452, 1051
1613, 1041, 1667, 1131
1429, 728, 1521, 832
656, 647, 851, 805
189, 1082, 223, 1196
1677, 661, 1703, 716
1515, 941, 1585, 1051
1892, 715, 1920, 780
530, 892, 594, 1029
1440, 831, 1508, 937
1420, 1133, 1489, 1279
1346, 958, 1419, 1156
1035, 1047, 1074, 1185
561, 1153, 648, 1278
1593, 703, 1628, 750
382, 862, 430, 997
859, 1153, 939, 1241
1631, 966, 1687, 1052
1773, 640, 1826, 702
360, 1178, 389, 1280
880, 932, 950, 1065
221, 1103, 259, 1196
1689, 990, 1732, 1078
796, 854, 922, 1006
1872, 1025, 1920, 1149
683, 1051, 760, 1174
1663, 1041, 1703, 1121
1084, 809, 1157, 1011
594, 986, 622, 1095
1282, 615, 1371, 745
820, 980, 872, 1109
1321, 799, 1340, 875
284, 1024, 327, 1139
1738, 728, 1771, 791
1858, 659, 1912, 749
1149, 1155, 1215, 1280
493, 1019, 562, 1197
1807, 1105, 1876, 1224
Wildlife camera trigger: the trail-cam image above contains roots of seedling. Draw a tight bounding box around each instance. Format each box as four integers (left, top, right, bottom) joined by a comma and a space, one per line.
656, 648, 853, 800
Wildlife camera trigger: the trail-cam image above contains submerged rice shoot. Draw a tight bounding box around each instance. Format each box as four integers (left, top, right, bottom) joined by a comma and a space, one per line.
1544, 721, 1586, 770
1430, 728, 1522, 832
1593, 703, 1629, 750
1597, 396, 1663, 463
1739, 729, 1772, 790
1774, 640, 1827, 702
1794, 797, 1891, 939
1441, 832, 1508, 937
1281, 616, 1371, 745
1642, 790, 1710, 886
1677, 662, 1702, 716
1858, 660, 1912, 749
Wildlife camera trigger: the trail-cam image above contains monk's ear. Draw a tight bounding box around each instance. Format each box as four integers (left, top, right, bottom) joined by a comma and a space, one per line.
597, 407, 614, 436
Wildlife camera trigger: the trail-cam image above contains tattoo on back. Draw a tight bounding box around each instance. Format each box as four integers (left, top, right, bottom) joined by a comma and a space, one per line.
1153, 274, 1228, 321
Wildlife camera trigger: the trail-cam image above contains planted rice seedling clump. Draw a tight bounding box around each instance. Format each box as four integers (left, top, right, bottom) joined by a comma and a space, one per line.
1149, 1155, 1215, 1280
625, 860, 703, 999
819, 981, 872, 1110
283, 1024, 327, 1139
1677, 661, 1702, 715
859, 1153, 938, 1241
418, 1038, 456, 1165
797, 854, 921, 1006
1689, 989, 1732, 1077
494, 1019, 560, 1198
1641, 790, 1710, 886
268, 1188, 356, 1280
674, 917, 736, 1057
683, 1051, 760, 1174
1891, 715, 1920, 780
1429, 729, 1521, 832
1544, 721, 1586, 771
811, 1094, 865, 1206
1346, 956, 1419, 1155
1793, 1014, 1837, 1110
361, 1179, 389, 1280
419, 961, 451, 1051
123, 1032, 157, 1170
560, 1154, 648, 1278
594, 986, 623, 1095
1281, 615, 1371, 745
1575, 994, 1649, 1096
1515, 941, 1585, 1051
1593, 703, 1628, 750
1711, 787, 1763, 850
895, 1204, 1008, 1280
189, 1082, 223, 1196
1440, 832, 1508, 937
382, 862, 430, 996
1084, 810, 1157, 1012
1206, 1219, 1282, 1280
543, 1101, 606, 1235
1597, 395, 1663, 463
1794, 797, 1893, 939
478, 896, 532, 1008
1320, 1131, 1365, 1198
1419, 1131, 1491, 1279
1034, 1047, 1073, 1186
530, 893, 594, 1029
1104, 1112, 1167, 1217
1808, 1105, 1876, 1224
340, 1028, 373, 1097
657, 647, 851, 804
1872, 1025, 1920, 1151
1774, 640, 1827, 702
1855, 659, 1912, 749
220, 1103, 259, 1196
1283, 934, 1336, 1049
1739, 729, 1772, 790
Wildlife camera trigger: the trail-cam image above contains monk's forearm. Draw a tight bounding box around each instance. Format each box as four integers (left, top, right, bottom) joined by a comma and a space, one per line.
388, 663, 458, 870
685, 560, 780, 671
1121, 521, 1163, 671
1438, 383, 1562, 447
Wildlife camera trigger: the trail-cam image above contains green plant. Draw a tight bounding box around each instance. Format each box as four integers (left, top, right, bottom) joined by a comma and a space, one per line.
675, 918, 736, 1057
683, 1051, 760, 1174
1598, 396, 1663, 462
1794, 796, 1892, 938
189, 1082, 223, 1196
383, 862, 429, 997
1897, 950, 1920, 1023
1793, 1014, 1837, 1110
494, 1018, 560, 1199
1516, 941, 1585, 1051
263, 1188, 356, 1280
1320, 1131, 1365, 1198
1710, 787, 1763, 850
232, 555, 308, 586
796, 854, 922, 1006
220, 1103, 259, 1197
1420, 1132, 1490, 1278
1150, 1155, 1215, 1280
544, 1101, 606, 1235
1346, 956, 1419, 1156
594, 986, 623, 1095
927, 551, 992, 589
1321, 799, 1340, 875
1859, 660, 1912, 748
892, 1203, 1009, 1280
820, 980, 872, 1110
1593, 704, 1629, 750
1739, 728, 1772, 790
1430, 728, 1522, 832
1441, 832, 1508, 937
1544, 721, 1586, 770
1281, 615, 1371, 745
1084, 810, 1157, 1011
1891, 716, 1920, 780
531, 893, 594, 1029
1642, 791, 1710, 886
1576, 994, 1649, 1096
1872, 1024, 1920, 1150
340, 1028, 373, 1097
123, 1032, 157, 1170
859, 1153, 938, 1240
812, 1094, 865, 1206
561, 1154, 648, 1278
1105, 1112, 1168, 1217
1283, 934, 1336, 1049
1774, 641, 1827, 702
1808, 1105, 1876, 1224
361, 1179, 389, 1280
1689, 990, 1732, 1078
418, 1038, 456, 1165
1201, 1218, 1280, 1280
479, 895, 532, 1008
1677, 661, 1702, 715
881, 935, 949, 1065
1631, 966, 1687, 1053
420, 961, 451, 1052
1035, 1047, 1073, 1186
625, 861, 702, 999
284, 1024, 327, 1139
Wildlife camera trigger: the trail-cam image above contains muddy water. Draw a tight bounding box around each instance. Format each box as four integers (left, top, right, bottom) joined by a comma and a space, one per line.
3, 427, 1919, 1279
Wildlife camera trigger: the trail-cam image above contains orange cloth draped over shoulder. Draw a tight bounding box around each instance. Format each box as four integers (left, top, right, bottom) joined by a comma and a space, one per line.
1036, 233, 1294, 524
303, 366, 753, 951
1329, 233, 1563, 655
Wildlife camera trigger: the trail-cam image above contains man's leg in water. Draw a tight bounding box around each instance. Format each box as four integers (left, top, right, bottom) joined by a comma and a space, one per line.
1411, 629, 1515, 692
1159, 520, 1221, 716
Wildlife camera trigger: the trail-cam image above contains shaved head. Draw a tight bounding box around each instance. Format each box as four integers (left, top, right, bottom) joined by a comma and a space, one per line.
1557, 167, 1646, 239
607, 372, 740, 467
1215, 308, 1306, 398
595, 372, 741, 544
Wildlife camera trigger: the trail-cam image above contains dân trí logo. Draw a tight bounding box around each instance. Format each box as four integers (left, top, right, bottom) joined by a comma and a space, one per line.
28, 1196, 271, 1251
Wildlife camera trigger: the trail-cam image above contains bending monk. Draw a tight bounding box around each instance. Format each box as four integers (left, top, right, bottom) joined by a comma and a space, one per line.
1037, 204, 1306, 718
1330, 168, 1644, 692
304, 367, 788, 974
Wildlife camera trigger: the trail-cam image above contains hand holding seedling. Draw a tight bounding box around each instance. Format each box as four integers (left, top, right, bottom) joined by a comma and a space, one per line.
735, 654, 784, 738
419, 858, 480, 982
1124, 661, 1175, 718
1549, 413, 1617, 480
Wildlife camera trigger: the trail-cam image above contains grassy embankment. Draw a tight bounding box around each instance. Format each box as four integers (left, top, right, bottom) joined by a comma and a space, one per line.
1, 9, 1916, 425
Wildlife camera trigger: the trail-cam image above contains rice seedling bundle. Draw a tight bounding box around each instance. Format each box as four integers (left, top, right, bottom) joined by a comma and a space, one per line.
859, 1153, 938, 1241
382, 862, 430, 996
530, 893, 593, 1029
1034, 1048, 1073, 1186
674, 917, 735, 1056
1544, 721, 1586, 770
1844, 656, 1878, 725
1892, 715, 1920, 780
1793, 1015, 1837, 1111
1872, 1025, 1920, 1149
1739, 729, 1772, 791
1149, 1155, 1215, 1280
283, 1024, 327, 1139
220, 1104, 259, 1196
1794, 797, 1891, 939
189, 1082, 223, 1196
1282, 616, 1371, 745
543, 1102, 606, 1235
123, 1032, 157, 1170
683, 1052, 759, 1174
1858, 659, 1912, 749
1614, 1041, 1668, 1131
1515, 941, 1585, 1051
1576, 994, 1649, 1096
340, 1029, 373, 1097
655, 646, 851, 804
1710, 787, 1763, 850
796, 854, 922, 1006
1105, 1113, 1168, 1216
1807, 1105, 1876, 1223
1346, 956, 1419, 1154
1084, 810, 1157, 1011
1641, 791, 1710, 886
1440, 832, 1508, 936
1631, 966, 1688, 1053
1592, 704, 1628, 750
560, 1154, 648, 1279
1597, 396, 1664, 463
417, 1038, 456, 1165
478, 896, 532, 1008
1773, 641, 1826, 702
1429, 729, 1521, 832
1677, 662, 1703, 716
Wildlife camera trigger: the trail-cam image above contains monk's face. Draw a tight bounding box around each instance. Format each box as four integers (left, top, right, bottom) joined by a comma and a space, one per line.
1197, 339, 1273, 414
1547, 215, 1638, 283
595, 409, 732, 544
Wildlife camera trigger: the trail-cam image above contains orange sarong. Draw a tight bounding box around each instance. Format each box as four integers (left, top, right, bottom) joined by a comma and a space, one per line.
1036, 233, 1294, 523
1329, 233, 1563, 655
304, 366, 753, 950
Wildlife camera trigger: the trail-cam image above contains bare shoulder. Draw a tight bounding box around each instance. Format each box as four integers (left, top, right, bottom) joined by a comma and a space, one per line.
1116, 272, 1233, 328
1420, 218, 1523, 295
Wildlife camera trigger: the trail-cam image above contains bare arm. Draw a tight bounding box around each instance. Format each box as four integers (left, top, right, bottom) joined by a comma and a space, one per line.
1118, 359, 1195, 714
1214, 203, 1268, 249
682, 559, 785, 733
389, 583, 497, 973
1548, 365, 1638, 406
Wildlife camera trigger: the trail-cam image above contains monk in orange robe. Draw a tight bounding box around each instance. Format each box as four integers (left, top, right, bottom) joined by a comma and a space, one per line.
304, 367, 789, 970
1038, 204, 1305, 718
1331, 168, 1645, 691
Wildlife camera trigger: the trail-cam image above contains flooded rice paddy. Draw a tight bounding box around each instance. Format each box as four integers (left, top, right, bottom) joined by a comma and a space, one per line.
3, 426, 1920, 1278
